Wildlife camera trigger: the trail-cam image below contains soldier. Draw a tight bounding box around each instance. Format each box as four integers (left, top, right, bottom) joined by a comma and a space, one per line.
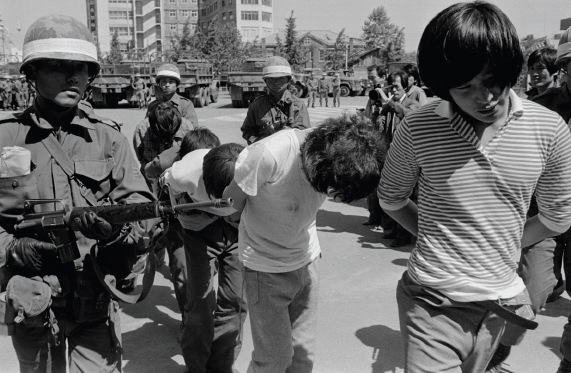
19, 76, 29, 110
306, 71, 319, 108
0, 14, 155, 372
332, 73, 341, 107
318, 72, 331, 107
11, 76, 23, 110
132, 73, 146, 109
151, 63, 198, 127
0, 76, 8, 110
240, 56, 311, 145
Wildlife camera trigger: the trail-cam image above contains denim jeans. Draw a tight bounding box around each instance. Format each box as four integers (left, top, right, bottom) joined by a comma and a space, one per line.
397, 271, 505, 373
164, 219, 187, 321
179, 219, 247, 373
11, 302, 122, 373
244, 257, 320, 373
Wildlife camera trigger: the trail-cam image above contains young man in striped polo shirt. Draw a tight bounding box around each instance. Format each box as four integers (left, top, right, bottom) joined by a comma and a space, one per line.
378, 2, 571, 372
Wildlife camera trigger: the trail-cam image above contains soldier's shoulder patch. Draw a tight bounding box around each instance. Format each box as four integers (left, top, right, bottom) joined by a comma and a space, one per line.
80, 103, 122, 132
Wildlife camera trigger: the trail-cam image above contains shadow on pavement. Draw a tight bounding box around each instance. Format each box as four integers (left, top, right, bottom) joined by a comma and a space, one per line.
355, 324, 404, 373
543, 336, 563, 359
540, 297, 571, 319
120, 267, 185, 373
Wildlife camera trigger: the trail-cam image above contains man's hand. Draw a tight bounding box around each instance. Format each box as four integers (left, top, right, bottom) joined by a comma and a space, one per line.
75, 211, 119, 241
7, 237, 56, 272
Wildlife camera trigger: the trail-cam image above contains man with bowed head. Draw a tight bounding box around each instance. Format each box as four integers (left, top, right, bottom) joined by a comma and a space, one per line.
0, 14, 154, 372
240, 56, 310, 145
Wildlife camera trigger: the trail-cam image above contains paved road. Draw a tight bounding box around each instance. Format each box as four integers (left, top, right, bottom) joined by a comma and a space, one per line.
0, 93, 569, 373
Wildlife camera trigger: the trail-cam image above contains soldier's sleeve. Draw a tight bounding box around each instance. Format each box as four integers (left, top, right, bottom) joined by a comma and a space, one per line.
292, 100, 311, 130
0, 225, 12, 269
132, 122, 145, 164
241, 104, 259, 142
182, 99, 199, 127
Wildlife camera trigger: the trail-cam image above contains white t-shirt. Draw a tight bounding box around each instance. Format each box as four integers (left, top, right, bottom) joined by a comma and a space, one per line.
234, 129, 326, 273
162, 148, 236, 231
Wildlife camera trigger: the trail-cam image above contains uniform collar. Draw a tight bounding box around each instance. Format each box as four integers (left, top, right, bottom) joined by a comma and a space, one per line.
270, 89, 294, 106
28, 101, 95, 130
168, 93, 181, 107
435, 89, 523, 119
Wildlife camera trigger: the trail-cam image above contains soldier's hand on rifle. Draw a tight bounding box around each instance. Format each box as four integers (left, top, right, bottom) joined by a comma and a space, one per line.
75, 211, 120, 241
7, 237, 56, 272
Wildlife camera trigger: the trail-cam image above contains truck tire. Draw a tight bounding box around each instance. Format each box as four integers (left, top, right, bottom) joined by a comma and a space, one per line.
203, 87, 209, 107
195, 88, 204, 108
232, 100, 240, 108
210, 86, 219, 103
340, 85, 351, 97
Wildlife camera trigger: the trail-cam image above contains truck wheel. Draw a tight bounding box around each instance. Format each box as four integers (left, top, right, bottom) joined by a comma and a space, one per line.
203, 87, 209, 107
210, 86, 219, 103
232, 100, 240, 108
340, 85, 351, 97
195, 88, 204, 108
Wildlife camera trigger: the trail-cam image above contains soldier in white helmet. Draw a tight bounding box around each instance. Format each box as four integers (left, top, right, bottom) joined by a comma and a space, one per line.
131, 72, 146, 109
0, 14, 154, 372
150, 63, 198, 127
240, 56, 311, 144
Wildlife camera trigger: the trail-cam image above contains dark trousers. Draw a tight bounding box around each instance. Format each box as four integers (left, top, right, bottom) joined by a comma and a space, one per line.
179, 219, 247, 373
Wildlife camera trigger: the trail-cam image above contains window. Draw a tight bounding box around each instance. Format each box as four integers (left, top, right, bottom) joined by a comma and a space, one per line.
170, 24, 177, 31
191, 9, 198, 17
109, 11, 129, 19
110, 27, 131, 36
304, 37, 311, 45
222, 0, 225, 5
191, 0, 197, 3
241, 11, 258, 20
222, 12, 227, 20
109, 0, 131, 3
181, 10, 189, 17
262, 12, 271, 22
169, 0, 176, 3
182, 0, 188, 3
262, 0, 271, 5
241, 0, 258, 4
169, 10, 176, 16
155, 0, 160, 6
229, 0, 232, 4
201, 9, 206, 15
202, 22, 207, 28
229, 11, 233, 19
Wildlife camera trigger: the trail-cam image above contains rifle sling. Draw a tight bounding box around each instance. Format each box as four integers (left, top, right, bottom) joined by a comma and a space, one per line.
90, 244, 156, 304
40, 134, 98, 206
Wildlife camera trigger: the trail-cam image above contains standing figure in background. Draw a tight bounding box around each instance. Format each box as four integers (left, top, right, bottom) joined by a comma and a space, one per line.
402, 64, 428, 106
132, 73, 146, 109
306, 72, 319, 108
318, 73, 331, 107
19, 76, 30, 109
332, 73, 341, 107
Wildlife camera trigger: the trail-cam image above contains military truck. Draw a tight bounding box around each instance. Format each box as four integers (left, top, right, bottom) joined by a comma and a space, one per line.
291, 68, 364, 98
227, 58, 268, 108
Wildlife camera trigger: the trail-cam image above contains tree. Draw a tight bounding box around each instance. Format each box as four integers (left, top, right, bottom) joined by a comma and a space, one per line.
274, 34, 285, 58
362, 6, 405, 66
107, 30, 122, 64
167, 20, 206, 62
325, 28, 348, 70
204, 23, 243, 74
243, 37, 266, 59
283, 11, 305, 69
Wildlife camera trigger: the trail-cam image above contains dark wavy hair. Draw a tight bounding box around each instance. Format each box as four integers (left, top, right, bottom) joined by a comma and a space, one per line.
402, 64, 422, 86
179, 127, 221, 158
387, 71, 410, 90
203, 143, 244, 198
148, 100, 182, 138
300, 113, 386, 203
527, 48, 559, 75
418, 1, 522, 101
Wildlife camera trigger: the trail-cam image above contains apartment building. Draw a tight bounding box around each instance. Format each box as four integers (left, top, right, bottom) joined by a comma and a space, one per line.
86, 0, 273, 56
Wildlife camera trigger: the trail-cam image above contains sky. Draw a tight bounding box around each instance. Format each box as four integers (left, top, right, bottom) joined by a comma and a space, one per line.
1, 0, 570, 53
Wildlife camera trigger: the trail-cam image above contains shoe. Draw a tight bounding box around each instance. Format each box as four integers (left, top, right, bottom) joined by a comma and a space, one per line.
363, 218, 381, 226
547, 278, 565, 303
485, 343, 511, 373
558, 358, 571, 373
383, 231, 397, 240
312, 105, 315, 108
390, 238, 411, 248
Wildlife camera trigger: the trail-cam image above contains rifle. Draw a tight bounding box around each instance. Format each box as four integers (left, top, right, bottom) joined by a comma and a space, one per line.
13, 198, 234, 264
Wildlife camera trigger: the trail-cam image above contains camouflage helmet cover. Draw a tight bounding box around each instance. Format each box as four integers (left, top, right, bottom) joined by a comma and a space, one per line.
263, 56, 292, 78
556, 26, 571, 65
156, 63, 181, 84
20, 14, 100, 75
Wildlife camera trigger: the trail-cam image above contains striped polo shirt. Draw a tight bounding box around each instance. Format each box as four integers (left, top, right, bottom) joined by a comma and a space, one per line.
379, 90, 571, 302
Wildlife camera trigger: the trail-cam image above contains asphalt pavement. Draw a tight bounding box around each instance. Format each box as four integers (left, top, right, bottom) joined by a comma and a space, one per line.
0, 92, 568, 373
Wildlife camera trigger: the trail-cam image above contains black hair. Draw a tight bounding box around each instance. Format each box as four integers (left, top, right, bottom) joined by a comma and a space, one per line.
203, 143, 245, 198
417, 1, 522, 101
179, 127, 221, 158
527, 48, 559, 75
402, 64, 422, 86
148, 100, 182, 139
300, 113, 386, 203
387, 71, 410, 90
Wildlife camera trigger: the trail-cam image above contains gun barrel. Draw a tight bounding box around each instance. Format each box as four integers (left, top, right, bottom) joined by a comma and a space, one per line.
173, 198, 233, 212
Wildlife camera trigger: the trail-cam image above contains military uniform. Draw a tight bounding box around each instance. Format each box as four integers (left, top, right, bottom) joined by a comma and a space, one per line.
12, 79, 23, 110
0, 78, 8, 109
162, 92, 199, 128
318, 76, 332, 107
241, 89, 311, 144
132, 77, 146, 108
20, 80, 29, 109
306, 77, 319, 108
332, 75, 341, 107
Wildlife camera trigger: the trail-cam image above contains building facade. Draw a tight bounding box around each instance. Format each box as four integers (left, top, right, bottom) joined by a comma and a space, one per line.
86, 0, 273, 57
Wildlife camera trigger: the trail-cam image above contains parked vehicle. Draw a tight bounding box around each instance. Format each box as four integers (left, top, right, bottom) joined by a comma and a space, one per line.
291, 67, 364, 98
227, 58, 268, 108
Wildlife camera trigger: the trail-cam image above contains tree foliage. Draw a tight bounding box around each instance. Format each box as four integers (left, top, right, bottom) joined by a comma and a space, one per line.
203, 22, 244, 74
107, 30, 123, 64
167, 19, 206, 62
283, 11, 306, 69
325, 28, 348, 70
362, 6, 405, 66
